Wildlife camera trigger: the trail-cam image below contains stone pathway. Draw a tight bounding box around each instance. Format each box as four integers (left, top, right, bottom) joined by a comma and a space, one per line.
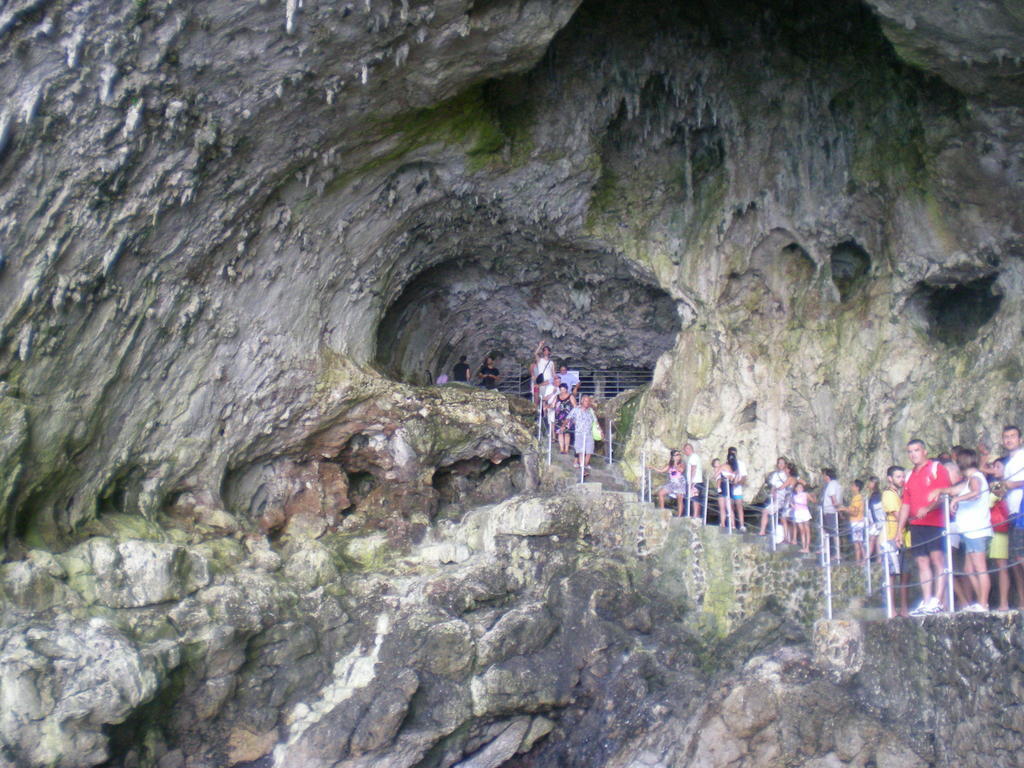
541, 444, 820, 566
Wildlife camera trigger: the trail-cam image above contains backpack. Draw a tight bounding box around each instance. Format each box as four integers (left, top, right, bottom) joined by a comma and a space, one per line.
535, 360, 551, 385
868, 492, 885, 526
990, 495, 1011, 535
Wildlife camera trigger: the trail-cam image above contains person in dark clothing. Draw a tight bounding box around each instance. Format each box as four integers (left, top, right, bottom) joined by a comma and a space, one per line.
452, 355, 471, 383
476, 356, 501, 389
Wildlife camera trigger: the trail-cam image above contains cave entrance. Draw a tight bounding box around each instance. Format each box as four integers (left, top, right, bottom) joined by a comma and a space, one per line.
375, 248, 681, 393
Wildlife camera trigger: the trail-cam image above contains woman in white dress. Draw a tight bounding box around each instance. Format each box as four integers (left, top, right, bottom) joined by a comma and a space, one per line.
568, 395, 597, 477
532, 341, 554, 405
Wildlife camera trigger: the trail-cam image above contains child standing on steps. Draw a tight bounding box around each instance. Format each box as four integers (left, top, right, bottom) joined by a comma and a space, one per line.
792, 481, 812, 553
650, 450, 687, 517
840, 479, 866, 565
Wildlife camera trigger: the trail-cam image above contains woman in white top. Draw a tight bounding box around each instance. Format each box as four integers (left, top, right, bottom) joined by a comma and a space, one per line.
716, 455, 737, 529
568, 395, 598, 476
761, 457, 790, 538
532, 341, 554, 405
936, 448, 991, 611
542, 375, 562, 429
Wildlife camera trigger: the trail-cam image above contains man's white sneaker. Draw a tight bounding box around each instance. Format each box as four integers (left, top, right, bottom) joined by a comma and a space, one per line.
964, 603, 987, 613
910, 598, 942, 616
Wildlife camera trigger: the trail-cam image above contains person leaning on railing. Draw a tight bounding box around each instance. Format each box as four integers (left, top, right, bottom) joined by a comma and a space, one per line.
897, 439, 952, 616
929, 448, 992, 612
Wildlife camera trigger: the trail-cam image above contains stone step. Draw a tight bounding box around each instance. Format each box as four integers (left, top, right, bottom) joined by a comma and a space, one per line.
604, 490, 640, 502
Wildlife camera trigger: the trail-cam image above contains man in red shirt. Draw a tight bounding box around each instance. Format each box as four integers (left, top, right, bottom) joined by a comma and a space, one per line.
897, 438, 952, 614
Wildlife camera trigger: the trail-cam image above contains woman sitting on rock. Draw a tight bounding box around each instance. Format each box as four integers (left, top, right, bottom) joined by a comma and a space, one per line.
568, 395, 598, 477
651, 450, 687, 516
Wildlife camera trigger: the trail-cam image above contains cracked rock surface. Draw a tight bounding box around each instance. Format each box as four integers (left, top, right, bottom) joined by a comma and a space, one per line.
1, 0, 1024, 765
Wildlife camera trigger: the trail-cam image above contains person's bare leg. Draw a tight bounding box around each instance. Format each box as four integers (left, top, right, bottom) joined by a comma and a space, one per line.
658, 489, 667, 510
719, 496, 731, 527
899, 571, 911, 617
1011, 560, 1024, 608
930, 549, 947, 608
995, 559, 1010, 610
953, 573, 972, 611
969, 552, 990, 608
916, 555, 934, 606
759, 505, 770, 535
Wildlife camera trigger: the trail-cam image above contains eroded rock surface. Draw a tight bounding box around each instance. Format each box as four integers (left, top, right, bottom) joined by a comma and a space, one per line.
0, 0, 1022, 544
1, 0, 1024, 766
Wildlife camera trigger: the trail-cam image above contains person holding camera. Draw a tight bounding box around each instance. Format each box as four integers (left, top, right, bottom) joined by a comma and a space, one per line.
531, 341, 554, 404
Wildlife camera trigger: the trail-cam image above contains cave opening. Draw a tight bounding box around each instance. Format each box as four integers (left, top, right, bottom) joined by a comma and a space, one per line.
829, 240, 871, 301
375, 247, 681, 392
911, 275, 1003, 346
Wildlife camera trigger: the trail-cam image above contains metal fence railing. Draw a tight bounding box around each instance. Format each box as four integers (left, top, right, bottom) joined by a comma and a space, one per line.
496, 367, 653, 399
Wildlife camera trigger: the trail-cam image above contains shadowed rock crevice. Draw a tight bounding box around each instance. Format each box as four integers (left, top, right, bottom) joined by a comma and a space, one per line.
910, 274, 1003, 346
432, 454, 526, 517
829, 240, 872, 301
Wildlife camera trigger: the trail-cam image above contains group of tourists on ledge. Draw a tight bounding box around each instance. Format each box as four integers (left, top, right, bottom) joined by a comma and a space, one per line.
646, 428, 1024, 617
434, 354, 502, 389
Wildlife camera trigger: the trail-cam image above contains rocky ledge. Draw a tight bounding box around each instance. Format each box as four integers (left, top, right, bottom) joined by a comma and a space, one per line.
2, 465, 1020, 768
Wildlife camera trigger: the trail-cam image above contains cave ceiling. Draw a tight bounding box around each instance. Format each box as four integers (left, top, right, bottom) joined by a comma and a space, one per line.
0, 0, 1022, 543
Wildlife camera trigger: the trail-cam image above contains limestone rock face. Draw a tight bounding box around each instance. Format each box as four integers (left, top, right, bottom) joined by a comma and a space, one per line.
0, 0, 1021, 542
0, 617, 178, 768
1, 0, 1023, 766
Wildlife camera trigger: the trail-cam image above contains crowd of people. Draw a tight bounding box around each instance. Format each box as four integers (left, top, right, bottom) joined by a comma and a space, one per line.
644, 427, 1024, 617
438, 346, 1024, 618
436, 354, 503, 388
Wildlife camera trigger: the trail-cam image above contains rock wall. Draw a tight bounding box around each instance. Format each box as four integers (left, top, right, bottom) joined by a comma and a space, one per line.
0, 0, 1022, 543
2, 0, 1024, 765
0, 476, 818, 768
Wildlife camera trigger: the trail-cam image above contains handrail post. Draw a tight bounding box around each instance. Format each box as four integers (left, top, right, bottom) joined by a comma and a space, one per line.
824, 521, 834, 620
702, 480, 709, 525
832, 506, 841, 565
639, 448, 646, 502
547, 414, 552, 466
882, 546, 893, 619
818, 504, 826, 567
819, 503, 833, 619
864, 517, 871, 596
607, 418, 613, 464
770, 490, 777, 553
725, 477, 733, 532
943, 494, 955, 613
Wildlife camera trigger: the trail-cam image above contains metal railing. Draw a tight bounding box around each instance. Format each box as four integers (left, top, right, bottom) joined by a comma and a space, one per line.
497, 366, 653, 399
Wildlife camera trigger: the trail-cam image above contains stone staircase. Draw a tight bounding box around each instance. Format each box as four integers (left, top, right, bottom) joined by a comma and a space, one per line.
534, 441, 873, 628
540, 445, 822, 566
